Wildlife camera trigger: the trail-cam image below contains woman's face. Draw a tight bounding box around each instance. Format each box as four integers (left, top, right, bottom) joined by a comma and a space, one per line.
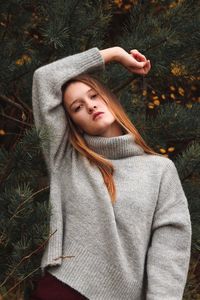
63, 81, 123, 137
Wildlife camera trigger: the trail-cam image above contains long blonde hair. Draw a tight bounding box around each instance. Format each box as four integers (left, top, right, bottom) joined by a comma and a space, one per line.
61, 73, 162, 204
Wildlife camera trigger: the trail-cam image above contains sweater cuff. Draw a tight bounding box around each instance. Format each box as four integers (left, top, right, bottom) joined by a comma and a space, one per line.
78, 47, 106, 73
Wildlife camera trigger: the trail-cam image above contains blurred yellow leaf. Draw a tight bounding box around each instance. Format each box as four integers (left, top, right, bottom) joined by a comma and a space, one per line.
124, 4, 132, 10
0, 129, 6, 135
152, 96, 159, 100
16, 54, 31, 65
148, 102, 154, 109
186, 103, 192, 108
178, 87, 185, 96
142, 90, 147, 96
160, 148, 166, 154
170, 85, 176, 91
168, 147, 175, 152
171, 62, 186, 76
153, 99, 160, 106
170, 93, 176, 100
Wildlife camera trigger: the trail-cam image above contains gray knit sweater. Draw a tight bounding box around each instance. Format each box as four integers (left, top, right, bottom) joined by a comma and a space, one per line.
32, 47, 192, 300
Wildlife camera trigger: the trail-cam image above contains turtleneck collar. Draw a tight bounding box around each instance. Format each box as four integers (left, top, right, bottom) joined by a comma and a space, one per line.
83, 132, 145, 159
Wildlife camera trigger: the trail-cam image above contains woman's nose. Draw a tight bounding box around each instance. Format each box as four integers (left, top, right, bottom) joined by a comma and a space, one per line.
88, 104, 97, 113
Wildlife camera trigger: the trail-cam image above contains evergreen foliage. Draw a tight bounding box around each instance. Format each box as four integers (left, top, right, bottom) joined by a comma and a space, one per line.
0, 0, 199, 298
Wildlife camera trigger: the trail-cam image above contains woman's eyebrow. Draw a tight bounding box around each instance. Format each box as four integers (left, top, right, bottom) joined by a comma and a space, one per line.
70, 88, 94, 108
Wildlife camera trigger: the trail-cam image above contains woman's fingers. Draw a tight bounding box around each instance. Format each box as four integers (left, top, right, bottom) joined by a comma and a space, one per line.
130, 49, 147, 62
128, 55, 147, 68
128, 60, 151, 75
117, 47, 151, 75
134, 61, 147, 69
143, 60, 151, 73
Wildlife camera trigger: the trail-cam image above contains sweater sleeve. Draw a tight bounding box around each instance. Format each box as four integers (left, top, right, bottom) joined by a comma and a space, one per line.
32, 47, 105, 172
146, 159, 192, 300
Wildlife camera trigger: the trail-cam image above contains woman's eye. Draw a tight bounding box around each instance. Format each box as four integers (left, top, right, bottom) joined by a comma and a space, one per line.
74, 96, 97, 112
74, 105, 81, 112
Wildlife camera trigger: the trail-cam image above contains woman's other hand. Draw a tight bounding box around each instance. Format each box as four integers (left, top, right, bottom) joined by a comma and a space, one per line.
116, 47, 151, 75
99, 46, 151, 76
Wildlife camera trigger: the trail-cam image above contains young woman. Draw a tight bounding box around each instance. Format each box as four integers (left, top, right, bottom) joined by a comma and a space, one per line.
31, 46, 191, 300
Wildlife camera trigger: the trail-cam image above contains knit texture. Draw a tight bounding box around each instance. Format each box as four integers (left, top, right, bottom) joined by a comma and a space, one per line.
32, 47, 192, 300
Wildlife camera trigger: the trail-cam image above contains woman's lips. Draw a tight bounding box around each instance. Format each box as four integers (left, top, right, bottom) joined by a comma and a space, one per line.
93, 112, 104, 120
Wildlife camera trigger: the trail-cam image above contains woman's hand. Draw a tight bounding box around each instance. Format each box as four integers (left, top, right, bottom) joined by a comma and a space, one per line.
116, 47, 151, 75
99, 46, 151, 75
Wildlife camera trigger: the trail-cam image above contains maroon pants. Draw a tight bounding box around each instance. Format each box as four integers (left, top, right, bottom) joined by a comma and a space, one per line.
30, 271, 89, 300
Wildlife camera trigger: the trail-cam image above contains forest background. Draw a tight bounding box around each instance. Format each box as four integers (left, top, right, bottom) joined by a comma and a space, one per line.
0, 0, 199, 299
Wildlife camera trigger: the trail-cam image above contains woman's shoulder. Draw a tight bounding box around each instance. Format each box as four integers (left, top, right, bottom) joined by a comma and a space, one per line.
140, 153, 175, 171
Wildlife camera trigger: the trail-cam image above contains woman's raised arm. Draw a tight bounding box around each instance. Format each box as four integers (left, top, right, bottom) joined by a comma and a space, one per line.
32, 46, 150, 172
32, 47, 106, 172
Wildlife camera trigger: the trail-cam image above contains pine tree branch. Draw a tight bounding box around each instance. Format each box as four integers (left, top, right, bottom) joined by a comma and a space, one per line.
14, 95, 33, 114
0, 186, 50, 245
67, 1, 80, 52
0, 155, 17, 190
0, 130, 43, 187
144, 38, 168, 52
181, 161, 200, 182
1, 266, 41, 298
9, 185, 50, 223
112, 76, 139, 94
0, 94, 25, 111
0, 113, 32, 127
0, 94, 33, 127
9, 70, 30, 83
0, 4, 11, 43
75, 18, 101, 37
0, 229, 57, 289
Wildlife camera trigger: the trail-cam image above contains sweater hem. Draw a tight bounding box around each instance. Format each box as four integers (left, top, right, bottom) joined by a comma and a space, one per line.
43, 239, 142, 300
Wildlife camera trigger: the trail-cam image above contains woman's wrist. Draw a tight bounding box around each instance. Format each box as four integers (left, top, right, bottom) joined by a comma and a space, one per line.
99, 46, 151, 76
99, 47, 123, 64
